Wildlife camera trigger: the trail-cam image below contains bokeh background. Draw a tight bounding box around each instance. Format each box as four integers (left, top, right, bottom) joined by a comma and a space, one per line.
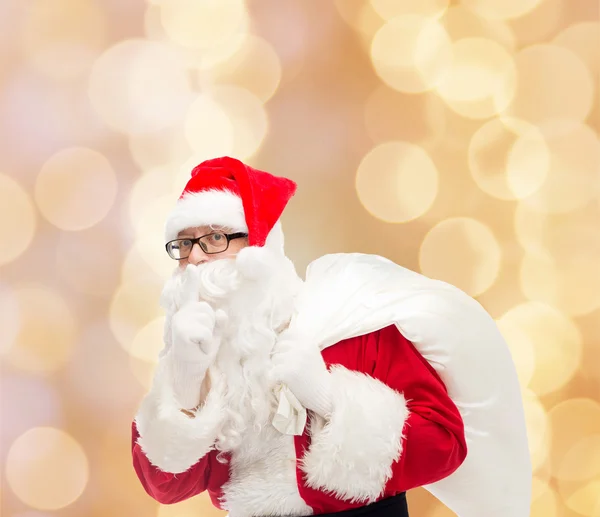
0, 0, 598, 516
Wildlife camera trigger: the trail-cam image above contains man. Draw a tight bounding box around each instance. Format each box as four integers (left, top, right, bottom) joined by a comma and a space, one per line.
131, 157, 531, 516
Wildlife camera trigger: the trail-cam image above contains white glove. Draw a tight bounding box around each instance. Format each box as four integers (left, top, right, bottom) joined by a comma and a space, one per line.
168, 266, 227, 409
271, 333, 333, 418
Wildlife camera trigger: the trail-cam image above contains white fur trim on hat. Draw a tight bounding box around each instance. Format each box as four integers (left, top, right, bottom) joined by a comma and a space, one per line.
164, 189, 247, 243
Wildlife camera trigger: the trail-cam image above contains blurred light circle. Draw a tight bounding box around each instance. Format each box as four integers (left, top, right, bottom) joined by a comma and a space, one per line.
210, 86, 269, 160
109, 279, 164, 353
419, 217, 501, 296
364, 85, 447, 148
498, 302, 581, 395
507, 44, 594, 126
435, 37, 516, 119
442, 6, 516, 52
22, 0, 106, 81
6, 427, 88, 510
129, 317, 165, 389
520, 248, 600, 317
0, 284, 20, 355
144, 3, 247, 71
496, 317, 535, 388
513, 202, 546, 252
559, 476, 600, 517
520, 122, 600, 214
208, 35, 283, 102
128, 128, 191, 172
129, 317, 164, 363
0, 175, 37, 266
7, 286, 77, 373
129, 169, 176, 236
55, 227, 123, 298
89, 39, 192, 134
522, 389, 550, 470
184, 95, 234, 160
549, 399, 600, 481
1, 375, 64, 448
35, 147, 117, 231
159, 0, 248, 50
460, 0, 544, 20
530, 477, 558, 517
334, 0, 385, 54
369, 0, 450, 19
132, 236, 176, 281
121, 244, 170, 287
468, 117, 549, 200
370, 15, 453, 93
356, 141, 439, 223
553, 22, 600, 78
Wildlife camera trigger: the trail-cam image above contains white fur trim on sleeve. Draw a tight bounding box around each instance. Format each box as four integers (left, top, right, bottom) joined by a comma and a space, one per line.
134, 353, 226, 474
300, 366, 409, 504
164, 190, 247, 243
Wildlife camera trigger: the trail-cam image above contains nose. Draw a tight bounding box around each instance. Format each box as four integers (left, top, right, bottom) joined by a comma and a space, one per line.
187, 242, 210, 265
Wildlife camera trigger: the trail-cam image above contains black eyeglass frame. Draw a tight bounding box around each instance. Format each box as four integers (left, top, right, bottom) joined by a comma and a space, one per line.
165, 232, 248, 260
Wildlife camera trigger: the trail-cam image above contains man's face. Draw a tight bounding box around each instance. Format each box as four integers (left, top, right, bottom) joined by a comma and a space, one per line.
175, 225, 249, 268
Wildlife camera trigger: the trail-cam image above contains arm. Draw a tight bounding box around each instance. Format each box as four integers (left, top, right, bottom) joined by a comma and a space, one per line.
131, 353, 229, 504
300, 325, 467, 503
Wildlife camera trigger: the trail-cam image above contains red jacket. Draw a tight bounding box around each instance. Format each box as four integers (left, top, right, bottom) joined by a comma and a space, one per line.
132, 325, 467, 514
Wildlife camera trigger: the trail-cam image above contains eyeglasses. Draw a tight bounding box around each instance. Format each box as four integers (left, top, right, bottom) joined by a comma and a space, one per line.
165, 232, 248, 260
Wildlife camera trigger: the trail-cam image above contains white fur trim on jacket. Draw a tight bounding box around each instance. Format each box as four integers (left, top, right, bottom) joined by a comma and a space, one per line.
164, 190, 247, 243
134, 352, 226, 474
300, 366, 409, 504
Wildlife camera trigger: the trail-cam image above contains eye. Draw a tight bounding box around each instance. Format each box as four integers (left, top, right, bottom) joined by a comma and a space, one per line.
210, 233, 224, 242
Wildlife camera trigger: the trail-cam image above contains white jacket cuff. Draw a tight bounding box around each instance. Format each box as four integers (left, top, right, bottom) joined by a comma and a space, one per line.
300, 366, 409, 504
134, 356, 225, 474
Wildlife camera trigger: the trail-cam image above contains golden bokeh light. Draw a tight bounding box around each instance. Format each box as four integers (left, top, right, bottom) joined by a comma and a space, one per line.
364, 85, 447, 148
157, 492, 225, 517
6, 427, 89, 510
0, 284, 20, 355
419, 217, 501, 296
6, 285, 77, 373
0, 175, 37, 266
184, 94, 234, 160
461, 0, 545, 21
498, 302, 581, 396
131, 235, 176, 281
442, 6, 516, 51
35, 147, 117, 231
334, 0, 385, 53
549, 399, 600, 481
496, 317, 536, 388
559, 476, 600, 517
519, 123, 600, 214
89, 39, 192, 134
356, 141, 439, 223
129, 317, 165, 389
370, 15, 453, 93
553, 22, 600, 79
208, 35, 283, 103
128, 128, 192, 172
159, 0, 248, 50
55, 227, 123, 298
129, 168, 178, 236
22, 0, 106, 81
530, 477, 558, 517
210, 86, 269, 160
522, 389, 550, 471
468, 117, 549, 200
507, 44, 594, 126
435, 37, 516, 119
121, 243, 170, 288
109, 279, 165, 353
369, 0, 449, 19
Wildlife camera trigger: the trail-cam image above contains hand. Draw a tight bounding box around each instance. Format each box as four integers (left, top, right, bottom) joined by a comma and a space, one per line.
171, 265, 227, 365
271, 334, 333, 417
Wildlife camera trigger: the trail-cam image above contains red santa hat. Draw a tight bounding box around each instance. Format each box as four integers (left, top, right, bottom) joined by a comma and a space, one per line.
165, 157, 297, 252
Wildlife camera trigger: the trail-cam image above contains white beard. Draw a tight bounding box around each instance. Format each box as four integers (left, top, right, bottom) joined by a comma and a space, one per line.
160, 251, 302, 453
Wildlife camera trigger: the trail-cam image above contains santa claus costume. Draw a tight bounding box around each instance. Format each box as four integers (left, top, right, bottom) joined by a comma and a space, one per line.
131, 157, 531, 516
